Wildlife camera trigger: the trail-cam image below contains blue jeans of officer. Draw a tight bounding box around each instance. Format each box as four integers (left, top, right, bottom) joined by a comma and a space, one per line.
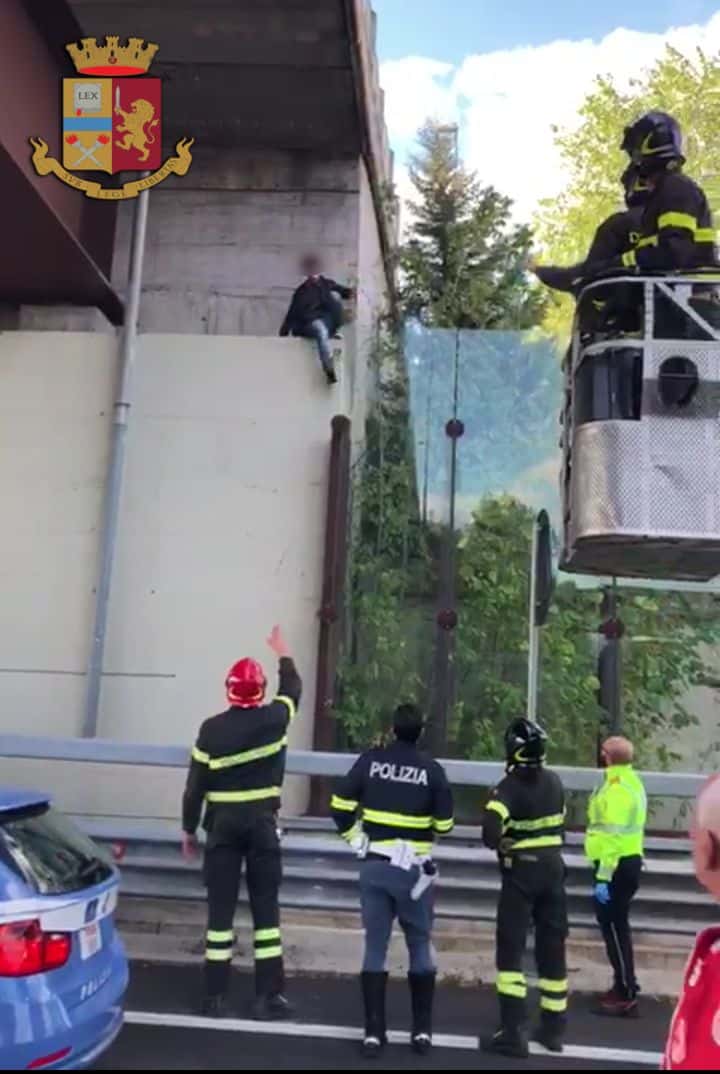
359, 860, 435, 973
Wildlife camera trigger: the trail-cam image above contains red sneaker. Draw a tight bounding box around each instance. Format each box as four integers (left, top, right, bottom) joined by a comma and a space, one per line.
596, 994, 639, 1018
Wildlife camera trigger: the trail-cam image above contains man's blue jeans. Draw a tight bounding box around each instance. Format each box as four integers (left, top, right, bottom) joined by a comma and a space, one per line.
359, 860, 436, 974
305, 317, 333, 375
298, 295, 343, 377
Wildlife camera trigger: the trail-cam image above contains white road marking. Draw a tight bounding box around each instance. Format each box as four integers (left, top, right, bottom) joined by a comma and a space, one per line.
124, 1010, 663, 1066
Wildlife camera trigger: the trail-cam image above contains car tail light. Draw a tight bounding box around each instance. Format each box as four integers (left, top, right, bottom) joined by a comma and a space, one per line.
0, 919, 71, 976
27, 1048, 72, 1070
112, 840, 126, 863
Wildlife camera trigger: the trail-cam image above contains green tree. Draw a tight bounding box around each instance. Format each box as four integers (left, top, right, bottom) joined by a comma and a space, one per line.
453, 496, 720, 770
535, 47, 720, 339
401, 119, 545, 330
335, 336, 433, 747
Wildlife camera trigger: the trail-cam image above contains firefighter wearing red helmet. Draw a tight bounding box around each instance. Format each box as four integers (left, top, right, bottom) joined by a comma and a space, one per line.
182, 625, 302, 1020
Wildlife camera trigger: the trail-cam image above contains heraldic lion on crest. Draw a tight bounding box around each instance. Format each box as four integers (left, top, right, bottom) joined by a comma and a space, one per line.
115, 98, 159, 162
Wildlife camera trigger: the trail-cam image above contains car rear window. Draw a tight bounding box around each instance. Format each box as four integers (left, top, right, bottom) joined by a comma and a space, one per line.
0, 804, 113, 895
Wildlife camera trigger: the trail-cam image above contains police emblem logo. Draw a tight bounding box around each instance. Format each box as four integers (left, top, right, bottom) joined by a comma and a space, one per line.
29, 36, 193, 200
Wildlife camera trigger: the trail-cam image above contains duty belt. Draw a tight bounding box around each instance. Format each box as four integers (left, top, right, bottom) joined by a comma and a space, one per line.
363, 840, 437, 901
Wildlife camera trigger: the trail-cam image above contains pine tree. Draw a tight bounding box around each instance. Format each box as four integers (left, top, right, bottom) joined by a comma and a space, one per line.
400, 119, 545, 329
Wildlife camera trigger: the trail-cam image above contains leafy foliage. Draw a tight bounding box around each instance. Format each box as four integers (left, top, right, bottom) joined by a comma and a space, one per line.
338, 480, 720, 769
335, 337, 433, 747
400, 120, 545, 330
456, 497, 720, 769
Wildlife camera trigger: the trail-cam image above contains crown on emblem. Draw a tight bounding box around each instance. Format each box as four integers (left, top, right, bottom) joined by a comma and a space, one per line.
66, 36, 159, 77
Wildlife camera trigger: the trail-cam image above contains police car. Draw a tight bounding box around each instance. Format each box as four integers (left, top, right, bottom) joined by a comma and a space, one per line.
0, 789, 128, 1070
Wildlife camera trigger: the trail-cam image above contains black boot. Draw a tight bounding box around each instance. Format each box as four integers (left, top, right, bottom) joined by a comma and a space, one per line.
361, 972, 388, 1058
408, 972, 435, 1055
201, 994, 229, 1019
480, 995, 528, 1059
480, 1027, 529, 1059
532, 1013, 566, 1053
250, 993, 295, 1021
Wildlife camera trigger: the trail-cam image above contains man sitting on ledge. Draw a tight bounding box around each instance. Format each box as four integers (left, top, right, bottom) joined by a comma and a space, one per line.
279, 253, 354, 386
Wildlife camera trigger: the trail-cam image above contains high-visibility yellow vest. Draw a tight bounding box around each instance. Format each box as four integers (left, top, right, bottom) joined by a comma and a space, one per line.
584, 764, 647, 882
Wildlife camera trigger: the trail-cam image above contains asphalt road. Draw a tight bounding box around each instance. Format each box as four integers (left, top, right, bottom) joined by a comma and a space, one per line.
96, 963, 672, 1070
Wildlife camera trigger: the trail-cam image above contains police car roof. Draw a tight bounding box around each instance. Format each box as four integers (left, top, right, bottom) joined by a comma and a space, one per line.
0, 788, 50, 814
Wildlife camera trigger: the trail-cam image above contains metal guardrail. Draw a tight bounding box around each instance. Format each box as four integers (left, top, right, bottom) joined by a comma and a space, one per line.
1, 732, 706, 936
0, 733, 711, 797
83, 817, 709, 938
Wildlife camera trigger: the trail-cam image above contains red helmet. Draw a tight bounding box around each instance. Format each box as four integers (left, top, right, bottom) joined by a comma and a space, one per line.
225, 658, 266, 708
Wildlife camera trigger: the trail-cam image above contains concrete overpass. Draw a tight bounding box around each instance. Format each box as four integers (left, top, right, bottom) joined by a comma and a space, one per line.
11, 0, 397, 339
0, 1, 397, 818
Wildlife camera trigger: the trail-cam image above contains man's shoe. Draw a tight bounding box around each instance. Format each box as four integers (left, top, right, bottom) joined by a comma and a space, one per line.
250, 993, 295, 1021
532, 1024, 564, 1053
201, 994, 229, 1019
325, 368, 337, 385
411, 1031, 432, 1056
480, 1028, 529, 1059
595, 994, 639, 1018
361, 1035, 385, 1059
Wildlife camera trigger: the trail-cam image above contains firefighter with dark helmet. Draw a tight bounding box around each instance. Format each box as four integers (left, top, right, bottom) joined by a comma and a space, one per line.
181, 625, 301, 1020
481, 718, 568, 1059
618, 111, 716, 271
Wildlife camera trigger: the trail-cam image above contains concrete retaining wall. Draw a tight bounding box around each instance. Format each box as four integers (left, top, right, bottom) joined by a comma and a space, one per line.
0, 330, 344, 816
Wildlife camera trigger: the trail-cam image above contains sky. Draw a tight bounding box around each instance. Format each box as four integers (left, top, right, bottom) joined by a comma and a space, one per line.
373, 0, 720, 221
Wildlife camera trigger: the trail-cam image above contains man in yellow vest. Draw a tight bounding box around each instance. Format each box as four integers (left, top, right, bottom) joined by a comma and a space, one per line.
585, 736, 647, 1017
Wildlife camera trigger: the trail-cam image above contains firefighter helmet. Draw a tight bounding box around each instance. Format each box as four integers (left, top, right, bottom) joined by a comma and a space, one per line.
504, 717, 547, 767
621, 164, 651, 209
226, 658, 266, 707
621, 111, 684, 174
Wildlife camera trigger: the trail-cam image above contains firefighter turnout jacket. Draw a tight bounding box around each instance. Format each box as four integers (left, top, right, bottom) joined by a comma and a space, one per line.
483, 766, 566, 855
182, 657, 302, 834
331, 740, 455, 854
536, 207, 644, 294
585, 764, 647, 882
619, 171, 716, 273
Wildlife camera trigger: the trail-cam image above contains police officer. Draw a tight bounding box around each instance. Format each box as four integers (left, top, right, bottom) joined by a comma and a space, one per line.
182, 625, 301, 1020
586, 735, 647, 1017
481, 718, 568, 1058
331, 704, 454, 1058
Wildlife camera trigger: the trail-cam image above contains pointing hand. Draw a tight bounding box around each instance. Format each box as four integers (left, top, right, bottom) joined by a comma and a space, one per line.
267, 625, 290, 658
